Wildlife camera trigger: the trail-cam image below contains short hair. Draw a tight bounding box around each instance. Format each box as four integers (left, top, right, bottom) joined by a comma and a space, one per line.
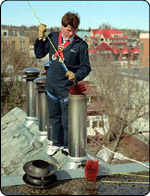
61, 12, 80, 30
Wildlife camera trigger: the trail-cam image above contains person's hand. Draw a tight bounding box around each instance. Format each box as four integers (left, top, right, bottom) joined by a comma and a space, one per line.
38, 24, 47, 39
65, 71, 76, 81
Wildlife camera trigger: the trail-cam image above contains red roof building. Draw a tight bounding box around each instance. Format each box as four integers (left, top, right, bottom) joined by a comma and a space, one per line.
112, 45, 119, 54
97, 42, 112, 51
91, 29, 127, 39
89, 29, 128, 48
122, 48, 129, 54
88, 48, 97, 54
88, 29, 140, 65
112, 45, 140, 62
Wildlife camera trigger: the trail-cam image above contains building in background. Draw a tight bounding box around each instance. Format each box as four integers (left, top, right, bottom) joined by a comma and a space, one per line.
1, 29, 29, 53
76, 31, 91, 41
139, 33, 149, 66
88, 28, 141, 64
89, 29, 128, 48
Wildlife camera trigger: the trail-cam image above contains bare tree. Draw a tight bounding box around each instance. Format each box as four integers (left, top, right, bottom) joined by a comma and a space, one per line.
90, 54, 149, 163
99, 23, 114, 29
1, 39, 38, 116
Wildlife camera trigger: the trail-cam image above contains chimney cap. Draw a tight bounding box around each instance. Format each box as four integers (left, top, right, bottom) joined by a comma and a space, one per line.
34, 76, 46, 84
22, 68, 41, 75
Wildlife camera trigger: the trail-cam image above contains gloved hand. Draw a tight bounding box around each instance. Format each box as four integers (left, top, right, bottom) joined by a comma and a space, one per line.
65, 71, 76, 81
38, 24, 47, 39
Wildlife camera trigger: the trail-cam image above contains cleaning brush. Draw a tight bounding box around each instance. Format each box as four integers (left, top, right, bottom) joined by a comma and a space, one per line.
85, 160, 99, 181
69, 82, 86, 95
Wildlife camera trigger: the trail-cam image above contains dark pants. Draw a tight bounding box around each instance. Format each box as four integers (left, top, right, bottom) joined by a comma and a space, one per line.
46, 94, 68, 148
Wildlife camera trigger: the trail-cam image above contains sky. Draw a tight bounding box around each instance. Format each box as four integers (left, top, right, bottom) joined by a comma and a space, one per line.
1, 0, 150, 30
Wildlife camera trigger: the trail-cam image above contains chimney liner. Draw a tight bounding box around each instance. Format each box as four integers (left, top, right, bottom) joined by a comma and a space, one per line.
34, 76, 52, 143
22, 67, 41, 127
61, 93, 89, 170
68, 94, 87, 157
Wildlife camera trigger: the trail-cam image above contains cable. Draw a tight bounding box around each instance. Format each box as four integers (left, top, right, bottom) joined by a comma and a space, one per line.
27, 0, 69, 72
90, 137, 149, 169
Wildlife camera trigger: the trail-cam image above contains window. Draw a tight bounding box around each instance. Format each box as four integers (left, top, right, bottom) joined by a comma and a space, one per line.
87, 96, 91, 105
3, 32, 8, 36
122, 54, 128, 59
113, 34, 123, 38
99, 120, 104, 128
87, 120, 90, 127
4, 40, 9, 43
92, 121, 97, 128
20, 40, 25, 44
140, 43, 144, 52
146, 58, 149, 64
114, 54, 119, 61
12, 41, 15, 48
133, 54, 138, 60
20, 47, 26, 51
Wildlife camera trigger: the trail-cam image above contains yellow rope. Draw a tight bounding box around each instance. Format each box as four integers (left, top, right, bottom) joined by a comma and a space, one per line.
100, 170, 149, 185
27, 0, 68, 71
101, 170, 149, 178
27, 0, 41, 24
101, 180, 149, 185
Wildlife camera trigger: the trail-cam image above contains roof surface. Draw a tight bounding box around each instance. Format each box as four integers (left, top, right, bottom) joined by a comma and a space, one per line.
91, 29, 128, 39
97, 42, 113, 51
1, 107, 66, 177
1, 105, 149, 188
1, 107, 38, 176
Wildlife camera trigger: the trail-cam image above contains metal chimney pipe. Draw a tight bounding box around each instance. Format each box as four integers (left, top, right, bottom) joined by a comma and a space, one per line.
22, 67, 41, 127
41, 61, 52, 142
68, 94, 87, 157
61, 93, 89, 170
34, 76, 52, 144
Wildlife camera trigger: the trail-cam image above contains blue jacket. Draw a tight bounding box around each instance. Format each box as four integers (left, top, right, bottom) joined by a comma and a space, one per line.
34, 32, 91, 99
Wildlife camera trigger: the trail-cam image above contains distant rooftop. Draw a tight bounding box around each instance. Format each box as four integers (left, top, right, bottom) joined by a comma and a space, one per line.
76, 31, 91, 39
90, 29, 128, 39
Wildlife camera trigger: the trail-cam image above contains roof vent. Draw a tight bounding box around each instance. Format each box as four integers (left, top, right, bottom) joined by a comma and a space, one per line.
23, 159, 57, 188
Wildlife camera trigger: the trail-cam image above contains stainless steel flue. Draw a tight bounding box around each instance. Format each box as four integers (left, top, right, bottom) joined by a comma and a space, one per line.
34, 77, 52, 145
68, 94, 87, 157
34, 77, 47, 142
22, 67, 41, 127
61, 93, 89, 169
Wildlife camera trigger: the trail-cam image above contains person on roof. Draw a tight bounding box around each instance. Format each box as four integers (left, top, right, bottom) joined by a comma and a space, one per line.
34, 12, 91, 155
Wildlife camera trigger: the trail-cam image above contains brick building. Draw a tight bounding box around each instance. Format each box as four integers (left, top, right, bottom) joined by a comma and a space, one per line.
139, 33, 149, 66
1, 29, 29, 52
